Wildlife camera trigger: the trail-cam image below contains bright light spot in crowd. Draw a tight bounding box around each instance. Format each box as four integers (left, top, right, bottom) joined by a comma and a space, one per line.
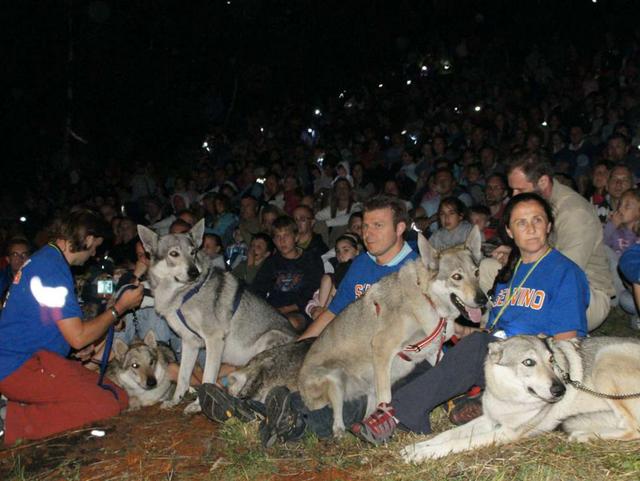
406, 80, 412, 85
378, 83, 384, 88
226, 0, 231, 4
202, 141, 208, 148
260, 127, 264, 133
19, 216, 27, 223
90, 429, 106, 437
338, 92, 345, 99
592, 0, 597, 3
314, 108, 322, 116
474, 105, 482, 112
30, 277, 68, 308
541, 121, 548, 127
401, 130, 407, 135
421, 65, 428, 72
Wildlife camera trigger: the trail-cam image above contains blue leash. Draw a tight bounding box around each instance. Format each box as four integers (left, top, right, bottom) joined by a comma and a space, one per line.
96, 283, 140, 399
97, 324, 119, 399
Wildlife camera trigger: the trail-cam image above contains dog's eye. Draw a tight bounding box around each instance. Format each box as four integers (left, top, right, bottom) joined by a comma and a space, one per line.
452, 273, 462, 281
522, 358, 536, 367
150, 360, 155, 366
191, 249, 197, 257
475, 269, 480, 278
132, 363, 139, 369
169, 251, 179, 258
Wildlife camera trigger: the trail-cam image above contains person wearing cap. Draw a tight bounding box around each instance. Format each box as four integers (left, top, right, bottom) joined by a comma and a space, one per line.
0, 210, 143, 445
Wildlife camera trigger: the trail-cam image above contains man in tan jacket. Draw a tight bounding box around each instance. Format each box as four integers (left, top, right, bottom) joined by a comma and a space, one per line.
503, 154, 614, 331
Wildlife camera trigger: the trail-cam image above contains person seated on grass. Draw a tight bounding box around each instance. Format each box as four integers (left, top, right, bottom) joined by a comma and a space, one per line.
305, 233, 363, 321
0, 210, 143, 446
232, 233, 275, 285
251, 215, 324, 332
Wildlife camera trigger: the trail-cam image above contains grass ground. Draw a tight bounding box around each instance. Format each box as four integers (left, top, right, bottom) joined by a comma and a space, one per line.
1, 307, 639, 481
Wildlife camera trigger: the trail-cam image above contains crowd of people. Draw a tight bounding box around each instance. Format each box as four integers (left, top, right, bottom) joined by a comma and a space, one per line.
2, 29, 640, 447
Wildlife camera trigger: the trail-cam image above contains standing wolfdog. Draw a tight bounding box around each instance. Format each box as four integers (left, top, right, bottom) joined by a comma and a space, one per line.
138, 220, 296, 413
298, 227, 487, 436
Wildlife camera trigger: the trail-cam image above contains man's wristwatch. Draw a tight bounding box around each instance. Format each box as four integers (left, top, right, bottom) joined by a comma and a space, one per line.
109, 306, 120, 322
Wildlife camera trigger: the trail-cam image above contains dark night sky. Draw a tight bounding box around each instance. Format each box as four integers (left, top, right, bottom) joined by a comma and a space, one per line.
5, 0, 640, 174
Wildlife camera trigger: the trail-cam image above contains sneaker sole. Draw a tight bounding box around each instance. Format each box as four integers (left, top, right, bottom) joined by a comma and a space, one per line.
198, 385, 255, 423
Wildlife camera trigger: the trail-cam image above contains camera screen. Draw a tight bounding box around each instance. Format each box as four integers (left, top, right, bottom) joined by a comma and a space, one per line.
97, 279, 114, 295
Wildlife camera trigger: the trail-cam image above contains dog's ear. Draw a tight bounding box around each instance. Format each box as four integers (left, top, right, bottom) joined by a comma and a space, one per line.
143, 330, 158, 349
113, 339, 129, 362
189, 218, 206, 247
137, 225, 159, 256
487, 341, 505, 364
418, 231, 438, 270
465, 225, 482, 264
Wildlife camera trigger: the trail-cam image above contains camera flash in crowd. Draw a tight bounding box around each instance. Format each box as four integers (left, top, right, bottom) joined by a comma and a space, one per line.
421, 65, 428, 72
260, 127, 264, 133
19, 216, 27, 223
378, 83, 384, 88
541, 120, 548, 127
401, 129, 407, 135
314, 108, 322, 116
474, 105, 482, 112
406, 80, 412, 86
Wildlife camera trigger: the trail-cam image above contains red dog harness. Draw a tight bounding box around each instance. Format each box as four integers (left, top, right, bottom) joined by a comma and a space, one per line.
372, 295, 449, 364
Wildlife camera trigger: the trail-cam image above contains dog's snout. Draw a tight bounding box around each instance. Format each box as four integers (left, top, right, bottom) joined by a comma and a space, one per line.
550, 381, 566, 398
187, 266, 200, 280
146, 377, 157, 388
475, 290, 489, 307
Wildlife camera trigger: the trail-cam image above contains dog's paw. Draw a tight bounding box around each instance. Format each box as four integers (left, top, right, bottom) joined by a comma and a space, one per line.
332, 426, 346, 438
568, 430, 596, 443
161, 398, 180, 410
400, 441, 447, 463
183, 399, 202, 414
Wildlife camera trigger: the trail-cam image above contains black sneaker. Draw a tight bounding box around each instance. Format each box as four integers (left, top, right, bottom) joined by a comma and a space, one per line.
197, 384, 257, 423
261, 386, 305, 447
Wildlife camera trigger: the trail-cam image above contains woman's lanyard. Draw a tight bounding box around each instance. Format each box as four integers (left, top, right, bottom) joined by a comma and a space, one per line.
486, 248, 552, 333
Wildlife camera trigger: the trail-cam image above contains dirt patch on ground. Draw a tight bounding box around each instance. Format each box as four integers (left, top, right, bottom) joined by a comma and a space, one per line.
0, 406, 356, 481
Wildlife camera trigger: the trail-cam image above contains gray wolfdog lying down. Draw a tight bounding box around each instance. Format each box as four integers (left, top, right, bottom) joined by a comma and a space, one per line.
138, 220, 297, 414
402, 335, 640, 462
227, 339, 313, 403
107, 331, 176, 410
299, 227, 487, 436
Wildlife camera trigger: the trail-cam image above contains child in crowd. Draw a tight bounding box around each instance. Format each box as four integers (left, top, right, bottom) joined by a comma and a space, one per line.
604, 188, 640, 322
604, 188, 640, 256
225, 227, 248, 270
428, 197, 474, 250
306, 233, 363, 320
232, 233, 275, 285
251, 216, 324, 332
469, 205, 491, 242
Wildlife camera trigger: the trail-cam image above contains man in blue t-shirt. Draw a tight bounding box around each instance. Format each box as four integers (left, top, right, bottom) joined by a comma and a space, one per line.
300, 195, 418, 340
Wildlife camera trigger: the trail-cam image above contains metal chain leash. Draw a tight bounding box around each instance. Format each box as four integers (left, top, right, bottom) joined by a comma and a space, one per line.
560, 374, 640, 400
544, 337, 640, 400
